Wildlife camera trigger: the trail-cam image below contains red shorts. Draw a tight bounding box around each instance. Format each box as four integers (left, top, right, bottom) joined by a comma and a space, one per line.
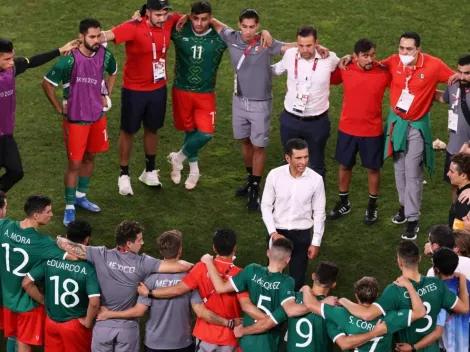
172, 88, 216, 133
4, 305, 45, 345
63, 116, 109, 161
45, 315, 92, 352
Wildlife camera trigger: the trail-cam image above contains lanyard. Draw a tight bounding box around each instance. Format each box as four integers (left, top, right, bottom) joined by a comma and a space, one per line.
452, 87, 470, 106
148, 21, 166, 61
236, 37, 259, 73
294, 53, 318, 80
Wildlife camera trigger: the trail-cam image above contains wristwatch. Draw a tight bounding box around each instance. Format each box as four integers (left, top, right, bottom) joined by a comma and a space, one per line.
147, 292, 153, 299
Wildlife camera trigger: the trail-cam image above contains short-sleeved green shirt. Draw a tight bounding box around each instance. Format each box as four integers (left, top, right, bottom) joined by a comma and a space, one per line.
0, 219, 66, 312
323, 304, 411, 352
286, 293, 341, 352
374, 277, 458, 351
230, 263, 295, 352
28, 259, 100, 322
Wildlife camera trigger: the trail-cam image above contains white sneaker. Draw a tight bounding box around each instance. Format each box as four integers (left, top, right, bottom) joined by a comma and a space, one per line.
167, 152, 183, 184
118, 175, 134, 196
185, 173, 200, 190
139, 169, 163, 187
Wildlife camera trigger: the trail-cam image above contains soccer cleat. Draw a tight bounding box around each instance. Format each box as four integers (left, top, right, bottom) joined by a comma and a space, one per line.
236, 176, 251, 197
63, 209, 76, 226
327, 201, 351, 220
401, 221, 419, 241
247, 184, 260, 211
185, 173, 200, 190
364, 204, 378, 225
139, 169, 162, 187
392, 206, 406, 224
168, 152, 183, 184
75, 197, 101, 213
118, 175, 134, 196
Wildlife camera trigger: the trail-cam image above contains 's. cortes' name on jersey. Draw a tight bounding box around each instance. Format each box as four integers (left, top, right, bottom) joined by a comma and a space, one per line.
348, 317, 377, 331
3, 229, 31, 245
251, 273, 280, 290
47, 259, 87, 275
404, 283, 438, 298
154, 279, 181, 288
107, 261, 136, 273
76, 77, 98, 85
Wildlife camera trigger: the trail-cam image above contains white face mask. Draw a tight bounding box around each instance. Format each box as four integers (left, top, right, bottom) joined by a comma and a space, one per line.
399, 53, 416, 66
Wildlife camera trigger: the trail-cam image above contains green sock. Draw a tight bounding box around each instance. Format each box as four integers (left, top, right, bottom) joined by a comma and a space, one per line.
65, 187, 77, 205
182, 130, 213, 163
77, 176, 91, 194
7, 337, 18, 352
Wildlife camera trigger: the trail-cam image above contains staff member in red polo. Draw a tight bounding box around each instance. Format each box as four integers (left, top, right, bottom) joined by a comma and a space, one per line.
328, 38, 391, 225
100, 0, 182, 196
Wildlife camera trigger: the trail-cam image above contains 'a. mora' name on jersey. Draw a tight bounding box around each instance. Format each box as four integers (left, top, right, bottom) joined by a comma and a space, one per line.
251, 273, 281, 290
3, 230, 31, 245
47, 259, 87, 275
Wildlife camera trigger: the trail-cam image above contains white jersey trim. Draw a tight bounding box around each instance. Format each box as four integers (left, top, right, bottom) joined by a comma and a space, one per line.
62, 252, 68, 260
321, 303, 326, 319
372, 302, 386, 316
26, 273, 35, 282
88, 294, 101, 298
269, 313, 278, 325
407, 309, 412, 327
450, 296, 459, 310
43, 76, 58, 87
281, 296, 295, 306
229, 276, 239, 292
333, 333, 346, 343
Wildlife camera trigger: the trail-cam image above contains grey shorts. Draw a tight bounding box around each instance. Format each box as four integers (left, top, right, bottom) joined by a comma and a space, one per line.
232, 96, 272, 147
91, 325, 140, 352
195, 339, 238, 352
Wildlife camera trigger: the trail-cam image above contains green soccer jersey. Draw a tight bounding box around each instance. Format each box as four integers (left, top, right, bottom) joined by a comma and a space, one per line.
230, 263, 295, 352
44, 47, 117, 101
374, 277, 458, 352
0, 219, 66, 313
286, 293, 341, 352
28, 259, 100, 322
172, 22, 227, 93
323, 304, 411, 352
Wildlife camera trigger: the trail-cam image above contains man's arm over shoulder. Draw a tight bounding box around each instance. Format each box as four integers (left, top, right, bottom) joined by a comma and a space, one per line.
110, 20, 138, 45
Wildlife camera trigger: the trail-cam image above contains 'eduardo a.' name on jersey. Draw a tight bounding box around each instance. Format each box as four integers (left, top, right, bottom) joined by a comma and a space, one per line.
251, 273, 281, 290
47, 259, 87, 275
403, 283, 437, 299
3, 229, 31, 245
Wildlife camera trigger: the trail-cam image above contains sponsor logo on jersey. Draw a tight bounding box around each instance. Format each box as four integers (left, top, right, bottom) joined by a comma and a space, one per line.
182, 37, 189, 41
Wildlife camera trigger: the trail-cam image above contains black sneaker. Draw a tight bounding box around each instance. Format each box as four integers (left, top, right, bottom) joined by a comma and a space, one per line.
327, 201, 351, 220
236, 176, 251, 197
364, 204, 378, 225
401, 221, 419, 240
247, 184, 260, 211
392, 206, 406, 224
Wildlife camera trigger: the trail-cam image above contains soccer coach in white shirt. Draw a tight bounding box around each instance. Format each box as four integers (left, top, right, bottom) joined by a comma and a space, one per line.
261, 138, 326, 290
272, 26, 339, 183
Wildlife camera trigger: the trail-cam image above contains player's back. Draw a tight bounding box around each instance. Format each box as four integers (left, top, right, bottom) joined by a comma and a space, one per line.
0, 219, 66, 313
85, 246, 160, 328
29, 259, 100, 322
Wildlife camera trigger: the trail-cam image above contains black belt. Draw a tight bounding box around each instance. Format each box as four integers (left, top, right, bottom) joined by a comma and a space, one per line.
285, 109, 328, 121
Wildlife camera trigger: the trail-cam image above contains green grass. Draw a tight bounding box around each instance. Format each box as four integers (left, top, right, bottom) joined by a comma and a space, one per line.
1, 0, 469, 350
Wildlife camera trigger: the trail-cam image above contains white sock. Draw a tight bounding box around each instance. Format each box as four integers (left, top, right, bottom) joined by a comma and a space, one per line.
76, 191, 86, 198
175, 150, 187, 164
65, 204, 75, 210
189, 161, 199, 175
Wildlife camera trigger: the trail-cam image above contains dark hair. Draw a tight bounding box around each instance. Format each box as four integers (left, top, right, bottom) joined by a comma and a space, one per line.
429, 225, 455, 249
191, 1, 212, 15
400, 31, 421, 48
0, 191, 6, 209
115, 221, 144, 247
0, 39, 13, 54
272, 237, 293, 254
139, 4, 148, 17
158, 230, 182, 259
213, 228, 237, 256
67, 220, 92, 244
315, 261, 339, 287
296, 26, 317, 40
354, 277, 379, 304
451, 152, 470, 178
239, 8, 259, 23
397, 240, 420, 268
24, 195, 52, 217
285, 138, 308, 156
458, 54, 470, 67
354, 38, 376, 55
433, 248, 459, 276
79, 18, 101, 35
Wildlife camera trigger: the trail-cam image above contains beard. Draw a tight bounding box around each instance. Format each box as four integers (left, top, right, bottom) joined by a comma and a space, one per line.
461, 80, 470, 87
84, 40, 100, 53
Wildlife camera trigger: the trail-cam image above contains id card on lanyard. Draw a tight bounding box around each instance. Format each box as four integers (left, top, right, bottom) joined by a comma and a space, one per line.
448, 88, 460, 132
292, 53, 318, 114
396, 69, 415, 113
149, 24, 166, 83
233, 37, 258, 96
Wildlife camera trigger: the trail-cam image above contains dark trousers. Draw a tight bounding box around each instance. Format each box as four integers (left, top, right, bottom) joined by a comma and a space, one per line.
268, 228, 311, 291
0, 135, 24, 193
146, 343, 195, 352
279, 109, 330, 182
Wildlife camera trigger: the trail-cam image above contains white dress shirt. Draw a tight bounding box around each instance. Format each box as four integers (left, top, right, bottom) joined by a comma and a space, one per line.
272, 48, 339, 116
261, 164, 326, 246
427, 255, 470, 279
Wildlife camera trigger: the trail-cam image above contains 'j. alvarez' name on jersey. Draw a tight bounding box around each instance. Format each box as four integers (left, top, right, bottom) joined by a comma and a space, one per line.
47, 259, 87, 275
3, 229, 31, 245
251, 273, 281, 290
403, 283, 438, 298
